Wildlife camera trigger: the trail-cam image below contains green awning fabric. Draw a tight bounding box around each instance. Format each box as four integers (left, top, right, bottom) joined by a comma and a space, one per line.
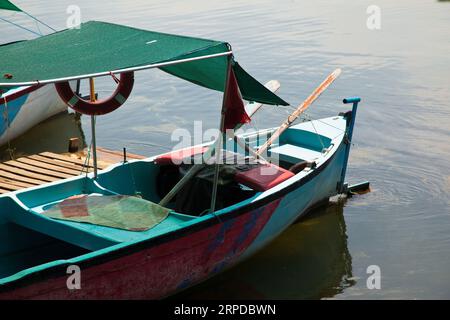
0, 21, 288, 105
0, 0, 21, 12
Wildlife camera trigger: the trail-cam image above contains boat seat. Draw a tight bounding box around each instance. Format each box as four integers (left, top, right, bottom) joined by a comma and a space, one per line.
154, 146, 208, 165
268, 144, 322, 163
234, 163, 294, 192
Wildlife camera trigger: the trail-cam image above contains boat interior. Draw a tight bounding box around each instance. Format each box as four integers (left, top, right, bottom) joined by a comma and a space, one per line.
0, 116, 345, 283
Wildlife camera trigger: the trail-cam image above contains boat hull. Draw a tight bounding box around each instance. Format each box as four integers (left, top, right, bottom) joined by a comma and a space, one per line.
0, 140, 347, 299
0, 85, 68, 146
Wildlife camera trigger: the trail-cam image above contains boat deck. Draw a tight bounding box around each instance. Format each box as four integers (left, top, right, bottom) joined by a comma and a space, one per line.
0, 148, 145, 194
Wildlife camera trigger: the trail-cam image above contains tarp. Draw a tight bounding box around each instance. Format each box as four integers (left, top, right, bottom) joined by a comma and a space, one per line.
0, 21, 288, 106
0, 0, 21, 12
42, 194, 170, 231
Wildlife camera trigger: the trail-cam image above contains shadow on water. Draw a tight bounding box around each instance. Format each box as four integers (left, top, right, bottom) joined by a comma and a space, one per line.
173, 200, 355, 300
0, 111, 86, 161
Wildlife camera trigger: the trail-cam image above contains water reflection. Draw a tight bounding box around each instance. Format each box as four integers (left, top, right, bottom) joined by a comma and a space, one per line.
0, 111, 86, 161
173, 201, 355, 299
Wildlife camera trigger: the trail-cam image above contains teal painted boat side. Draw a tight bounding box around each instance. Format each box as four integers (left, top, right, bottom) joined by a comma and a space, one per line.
0, 113, 353, 297
241, 142, 347, 260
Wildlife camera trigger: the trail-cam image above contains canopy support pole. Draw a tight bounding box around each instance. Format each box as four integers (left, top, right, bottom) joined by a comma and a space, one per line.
209, 55, 232, 213
89, 77, 98, 179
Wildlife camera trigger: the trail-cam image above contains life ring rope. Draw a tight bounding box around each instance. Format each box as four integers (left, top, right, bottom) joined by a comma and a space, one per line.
54, 71, 134, 116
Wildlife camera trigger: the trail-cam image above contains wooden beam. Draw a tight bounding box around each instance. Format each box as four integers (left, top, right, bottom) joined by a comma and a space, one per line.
0, 164, 58, 182
3, 160, 73, 179
16, 158, 81, 176
97, 147, 145, 160
0, 178, 34, 188
0, 181, 25, 191
39, 152, 94, 167
27, 155, 90, 171
40, 152, 108, 170
0, 170, 46, 185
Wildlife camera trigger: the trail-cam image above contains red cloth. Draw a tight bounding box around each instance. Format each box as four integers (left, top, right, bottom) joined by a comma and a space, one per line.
234, 163, 295, 191
223, 68, 251, 130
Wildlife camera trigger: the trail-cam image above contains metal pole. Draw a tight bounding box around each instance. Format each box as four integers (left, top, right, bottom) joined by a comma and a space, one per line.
210, 55, 233, 213
1, 51, 233, 88
338, 97, 360, 192
89, 78, 98, 179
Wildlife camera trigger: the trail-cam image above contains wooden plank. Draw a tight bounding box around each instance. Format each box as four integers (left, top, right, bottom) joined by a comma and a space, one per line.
0, 170, 46, 185
39, 151, 94, 167
16, 157, 81, 176
28, 155, 90, 171
97, 147, 146, 160
3, 161, 73, 179
0, 164, 58, 182
0, 182, 24, 191
0, 188, 11, 194
0, 178, 34, 188
40, 151, 108, 169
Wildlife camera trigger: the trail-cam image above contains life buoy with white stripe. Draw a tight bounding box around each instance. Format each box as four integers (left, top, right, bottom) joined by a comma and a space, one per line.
54, 72, 134, 115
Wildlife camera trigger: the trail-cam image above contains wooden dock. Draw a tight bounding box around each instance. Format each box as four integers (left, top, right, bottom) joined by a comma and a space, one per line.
0, 147, 145, 194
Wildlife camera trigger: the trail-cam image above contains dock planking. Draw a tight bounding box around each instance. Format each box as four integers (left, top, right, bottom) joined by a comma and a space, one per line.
0, 148, 146, 194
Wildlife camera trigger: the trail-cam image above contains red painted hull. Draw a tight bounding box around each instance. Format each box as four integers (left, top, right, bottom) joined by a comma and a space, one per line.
0, 199, 280, 299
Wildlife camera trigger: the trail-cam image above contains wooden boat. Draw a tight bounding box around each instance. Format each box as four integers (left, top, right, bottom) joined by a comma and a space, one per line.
0, 21, 362, 299
0, 1, 67, 146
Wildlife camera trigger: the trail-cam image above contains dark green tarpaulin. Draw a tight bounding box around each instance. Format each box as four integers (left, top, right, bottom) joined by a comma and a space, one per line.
0, 21, 288, 105
0, 0, 21, 12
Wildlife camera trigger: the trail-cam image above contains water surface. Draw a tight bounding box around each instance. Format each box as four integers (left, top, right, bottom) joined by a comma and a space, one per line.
1, 0, 449, 299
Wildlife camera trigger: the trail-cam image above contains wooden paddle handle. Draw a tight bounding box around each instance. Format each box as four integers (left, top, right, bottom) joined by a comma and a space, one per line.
256, 68, 342, 156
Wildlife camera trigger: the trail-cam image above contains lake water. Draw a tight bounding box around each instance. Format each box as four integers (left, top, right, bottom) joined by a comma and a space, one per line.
2, 0, 450, 299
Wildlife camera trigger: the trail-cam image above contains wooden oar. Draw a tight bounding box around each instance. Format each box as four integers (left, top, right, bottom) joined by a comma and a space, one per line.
159, 80, 281, 207
244, 80, 280, 119
256, 68, 341, 156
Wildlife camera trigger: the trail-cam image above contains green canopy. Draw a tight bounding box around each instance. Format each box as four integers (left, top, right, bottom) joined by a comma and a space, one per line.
0, 21, 288, 106
0, 0, 21, 12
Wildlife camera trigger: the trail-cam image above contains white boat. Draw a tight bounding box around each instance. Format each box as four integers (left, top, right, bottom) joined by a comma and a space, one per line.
0, 85, 67, 146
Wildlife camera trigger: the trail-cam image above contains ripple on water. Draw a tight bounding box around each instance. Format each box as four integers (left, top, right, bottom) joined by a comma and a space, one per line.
347, 146, 449, 220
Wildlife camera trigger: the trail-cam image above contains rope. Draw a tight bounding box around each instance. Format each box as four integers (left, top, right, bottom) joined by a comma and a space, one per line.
33, 19, 42, 36
109, 72, 120, 84
81, 143, 91, 176
315, 117, 346, 132
0, 16, 42, 36
303, 112, 325, 151
82, 115, 96, 177
22, 10, 56, 32
125, 148, 140, 196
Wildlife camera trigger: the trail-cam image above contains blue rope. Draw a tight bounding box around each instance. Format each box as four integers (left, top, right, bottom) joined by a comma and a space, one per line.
0, 16, 42, 36
22, 10, 56, 32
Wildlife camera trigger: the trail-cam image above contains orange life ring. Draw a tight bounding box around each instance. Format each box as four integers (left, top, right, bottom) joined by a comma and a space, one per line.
54, 72, 134, 116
